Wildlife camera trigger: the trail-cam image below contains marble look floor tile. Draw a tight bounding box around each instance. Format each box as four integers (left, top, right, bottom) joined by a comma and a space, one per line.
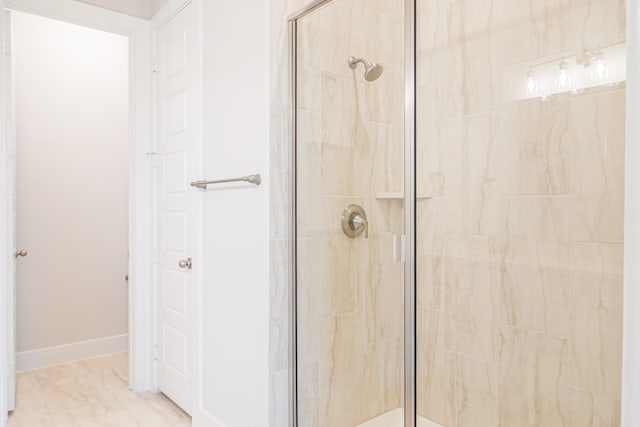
7, 353, 190, 427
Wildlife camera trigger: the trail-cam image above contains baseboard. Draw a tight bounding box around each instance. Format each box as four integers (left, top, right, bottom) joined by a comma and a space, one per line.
16, 334, 128, 372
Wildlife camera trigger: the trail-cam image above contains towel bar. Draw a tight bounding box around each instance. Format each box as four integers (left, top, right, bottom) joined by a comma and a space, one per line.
190, 174, 261, 189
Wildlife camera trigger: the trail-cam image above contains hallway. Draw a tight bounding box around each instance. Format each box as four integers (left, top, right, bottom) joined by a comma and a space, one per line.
7, 353, 190, 426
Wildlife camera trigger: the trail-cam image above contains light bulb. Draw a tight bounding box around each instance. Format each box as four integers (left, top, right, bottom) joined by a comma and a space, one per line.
526, 70, 538, 95
591, 51, 608, 82
556, 60, 570, 90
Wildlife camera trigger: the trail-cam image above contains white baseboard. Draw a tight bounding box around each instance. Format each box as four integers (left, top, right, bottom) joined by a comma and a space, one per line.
16, 334, 128, 372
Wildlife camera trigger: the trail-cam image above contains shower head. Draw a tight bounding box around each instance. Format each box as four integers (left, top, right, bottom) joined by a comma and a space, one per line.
348, 56, 384, 82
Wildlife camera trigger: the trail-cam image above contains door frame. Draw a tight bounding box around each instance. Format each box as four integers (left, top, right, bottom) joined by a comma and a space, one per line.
622, 1, 640, 426
0, 2, 154, 422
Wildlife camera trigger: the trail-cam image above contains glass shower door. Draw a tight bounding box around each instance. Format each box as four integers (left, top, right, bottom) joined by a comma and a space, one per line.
293, 0, 406, 425
416, 0, 626, 426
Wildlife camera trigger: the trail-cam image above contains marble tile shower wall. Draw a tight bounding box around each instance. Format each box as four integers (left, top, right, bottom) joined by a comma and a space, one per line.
269, 0, 405, 426
296, 1, 405, 426
416, 0, 625, 426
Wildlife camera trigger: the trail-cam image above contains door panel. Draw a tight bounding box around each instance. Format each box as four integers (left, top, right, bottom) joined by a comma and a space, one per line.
415, 1, 626, 426
156, 2, 196, 414
294, 1, 406, 425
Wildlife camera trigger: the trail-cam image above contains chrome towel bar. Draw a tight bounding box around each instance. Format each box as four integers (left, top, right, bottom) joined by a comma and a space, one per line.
190, 174, 262, 189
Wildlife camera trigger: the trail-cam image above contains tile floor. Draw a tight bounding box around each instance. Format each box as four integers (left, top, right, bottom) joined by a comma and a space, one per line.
7, 352, 191, 427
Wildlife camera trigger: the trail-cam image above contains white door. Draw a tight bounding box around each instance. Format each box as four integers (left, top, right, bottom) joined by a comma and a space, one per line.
155, 2, 198, 414
3, 9, 16, 414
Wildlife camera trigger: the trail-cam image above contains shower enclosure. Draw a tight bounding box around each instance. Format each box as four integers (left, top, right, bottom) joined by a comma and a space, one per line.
289, 0, 627, 425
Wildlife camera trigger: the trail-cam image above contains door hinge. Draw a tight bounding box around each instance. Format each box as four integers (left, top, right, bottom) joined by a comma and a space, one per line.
5, 146, 14, 165
152, 249, 159, 264
152, 345, 159, 362
146, 152, 159, 169
3, 39, 10, 55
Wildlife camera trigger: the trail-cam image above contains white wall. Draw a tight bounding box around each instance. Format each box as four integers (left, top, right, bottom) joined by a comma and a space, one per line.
73, 0, 151, 19
197, 0, 270, 425
13, 11, 129, 357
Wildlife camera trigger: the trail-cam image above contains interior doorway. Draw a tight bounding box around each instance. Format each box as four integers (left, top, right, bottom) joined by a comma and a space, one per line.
0, 1, 156, 424
8, 5, 130, 407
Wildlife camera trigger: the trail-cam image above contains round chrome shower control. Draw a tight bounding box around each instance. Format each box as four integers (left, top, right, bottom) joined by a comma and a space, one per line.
341, 205, 369, 239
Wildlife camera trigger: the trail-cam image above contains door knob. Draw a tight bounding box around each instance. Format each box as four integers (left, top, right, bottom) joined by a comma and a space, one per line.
341, 205, 369, 239
178, 258, 192, 269
14, 249, 27, 258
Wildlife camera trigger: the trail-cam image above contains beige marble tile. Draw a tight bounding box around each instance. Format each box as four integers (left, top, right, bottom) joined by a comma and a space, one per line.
364, 121, 404, 236
416, 196, 447, 308
297, 17, 324, 113
321, 233, 369, 317
269, 104, 290, 241
417, 308, 453, 426
298, 363, 320, 427
363, 6, 404, 111
363, 0, 404, 23
499, 239, 570, 337
445, 236, 501, 361
566, 387, 621, 427
451, 353, 499, 427
365, 233, 404, 343
296, 238, 323, 367
504, 195, 570, 243
8, 353, 190, 427
445, 288, 500, 363
501, 95, 571, 195
319, 313, 368, 427
362, 338, 403, 420
365, 122, 403, 199
495, 0, 572, 66
298, 204, 369, 319
320, 73, 369, 197
569, 243, 623, 398
313, 0, 368, 81
571, 0, 625, 51
416, 84, 447, 197
416, 199, 446, 310
569, 89, 625, 244
417, 0, 447, 87
446, 0, 502, 116
296, 109, 322, 238
417, 252, 445, 311
445, 112, 505, 236
499, 326, 571, 426
270, 239, 290, 373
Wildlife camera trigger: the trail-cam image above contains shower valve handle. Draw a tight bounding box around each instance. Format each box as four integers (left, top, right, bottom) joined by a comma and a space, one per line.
341, 204, 369, 239
352, 214, 369, 239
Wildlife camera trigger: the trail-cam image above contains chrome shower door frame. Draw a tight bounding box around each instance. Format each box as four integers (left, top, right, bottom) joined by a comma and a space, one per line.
287, 0, 417, 426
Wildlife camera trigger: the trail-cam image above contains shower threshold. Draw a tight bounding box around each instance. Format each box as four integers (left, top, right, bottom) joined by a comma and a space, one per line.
356, 408, 444, 427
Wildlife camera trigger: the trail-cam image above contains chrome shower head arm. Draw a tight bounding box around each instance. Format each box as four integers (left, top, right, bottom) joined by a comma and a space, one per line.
348, 56, 367, 70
